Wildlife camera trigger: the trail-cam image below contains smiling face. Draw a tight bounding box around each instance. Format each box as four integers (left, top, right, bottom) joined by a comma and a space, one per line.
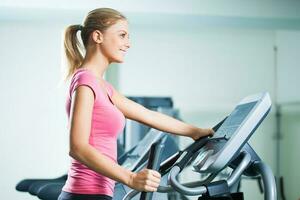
98, 19, 130, 63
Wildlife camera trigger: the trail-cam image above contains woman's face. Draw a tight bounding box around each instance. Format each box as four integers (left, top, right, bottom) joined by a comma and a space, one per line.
100, 19, 130, 63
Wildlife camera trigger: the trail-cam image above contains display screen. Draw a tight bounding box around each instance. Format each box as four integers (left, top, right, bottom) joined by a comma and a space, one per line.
213, 101, 257, 139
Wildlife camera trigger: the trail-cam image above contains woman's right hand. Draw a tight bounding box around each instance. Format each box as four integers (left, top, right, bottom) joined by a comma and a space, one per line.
127, 168, 161, 192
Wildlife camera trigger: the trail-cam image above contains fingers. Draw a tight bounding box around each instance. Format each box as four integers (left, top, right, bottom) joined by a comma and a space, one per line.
204, 128, 214, 137
138, 169, 161, 192
145, 179, 160, 189
146, 169, 161, 182
151, 170, 161, 179
144, 185, 158, 192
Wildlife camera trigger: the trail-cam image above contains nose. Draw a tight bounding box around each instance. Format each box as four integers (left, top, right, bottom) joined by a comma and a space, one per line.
125, 38, 131, 49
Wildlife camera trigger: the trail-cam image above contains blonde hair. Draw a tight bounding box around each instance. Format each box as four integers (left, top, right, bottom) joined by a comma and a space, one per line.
63, 8, 126, 80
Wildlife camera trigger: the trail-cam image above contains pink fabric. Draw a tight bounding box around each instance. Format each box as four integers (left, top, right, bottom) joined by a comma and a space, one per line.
62, 68, 125, 196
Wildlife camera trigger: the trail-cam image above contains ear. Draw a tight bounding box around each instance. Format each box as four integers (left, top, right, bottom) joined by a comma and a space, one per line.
92, 30, 104, 44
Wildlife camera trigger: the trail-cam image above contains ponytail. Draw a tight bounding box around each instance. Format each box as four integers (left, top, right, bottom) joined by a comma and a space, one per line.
63, 24, 84, 80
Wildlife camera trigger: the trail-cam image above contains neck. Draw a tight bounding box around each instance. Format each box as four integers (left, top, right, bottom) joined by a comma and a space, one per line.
81, 46, 110, 79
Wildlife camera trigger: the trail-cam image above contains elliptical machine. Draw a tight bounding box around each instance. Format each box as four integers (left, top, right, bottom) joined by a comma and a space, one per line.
124, 92, 277, 200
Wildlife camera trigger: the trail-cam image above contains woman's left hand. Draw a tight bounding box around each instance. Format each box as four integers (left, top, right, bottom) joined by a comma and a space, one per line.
191, 128, 214, 140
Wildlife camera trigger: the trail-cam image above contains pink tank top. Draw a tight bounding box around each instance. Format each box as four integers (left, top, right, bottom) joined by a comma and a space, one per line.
62, 68, 126, 196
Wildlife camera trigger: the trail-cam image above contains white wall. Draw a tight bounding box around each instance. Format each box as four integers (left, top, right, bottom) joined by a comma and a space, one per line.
276, 30, 300, 200
0, 21, 70, 199
276, 31, 300, 104
119, 27, 276, 111
280, 108, 300, 200
2, 0, 300, 18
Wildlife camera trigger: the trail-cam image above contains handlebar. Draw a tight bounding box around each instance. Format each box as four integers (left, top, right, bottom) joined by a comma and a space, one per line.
140, 136, 167, 200
168, 151, 252, 196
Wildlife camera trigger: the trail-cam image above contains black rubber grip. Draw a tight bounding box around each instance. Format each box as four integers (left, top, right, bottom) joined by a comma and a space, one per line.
204, 180, 230, 197
212, 116, 228, 132
140, 136, 167, 200
159, 152, 182, 175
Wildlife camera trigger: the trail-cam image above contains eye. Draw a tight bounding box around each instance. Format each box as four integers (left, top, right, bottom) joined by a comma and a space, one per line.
120, 33, 126, 38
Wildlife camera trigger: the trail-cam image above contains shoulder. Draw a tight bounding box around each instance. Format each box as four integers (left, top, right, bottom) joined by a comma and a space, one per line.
72, 84, 95, 104
72, 69, 95, 83
70, 69, 99, 100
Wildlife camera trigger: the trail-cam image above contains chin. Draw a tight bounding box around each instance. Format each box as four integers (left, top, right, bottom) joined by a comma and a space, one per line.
111, 57, 124, 63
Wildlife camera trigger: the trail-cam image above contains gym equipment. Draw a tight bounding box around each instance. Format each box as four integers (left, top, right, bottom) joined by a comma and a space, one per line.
124, 92, 277, 200
16, 175, 67, 193
120, 97, 177, 151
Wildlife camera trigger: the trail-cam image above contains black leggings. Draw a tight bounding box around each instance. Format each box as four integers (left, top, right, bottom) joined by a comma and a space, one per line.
58, 191, 112, 200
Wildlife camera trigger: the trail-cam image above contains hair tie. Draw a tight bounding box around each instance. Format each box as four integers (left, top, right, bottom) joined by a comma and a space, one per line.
78, 25, 84, 31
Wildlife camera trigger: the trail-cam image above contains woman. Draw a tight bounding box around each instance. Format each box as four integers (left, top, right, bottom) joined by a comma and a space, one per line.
59, 8, 214, 200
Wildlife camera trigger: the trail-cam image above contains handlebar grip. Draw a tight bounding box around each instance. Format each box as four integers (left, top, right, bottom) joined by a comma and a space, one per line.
212, 116, 228, 132
140, 136, 167, 200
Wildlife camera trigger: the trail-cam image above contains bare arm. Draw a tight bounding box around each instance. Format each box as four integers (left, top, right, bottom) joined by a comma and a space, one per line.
111, 90, 213, 140
69, 86, 160, 191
